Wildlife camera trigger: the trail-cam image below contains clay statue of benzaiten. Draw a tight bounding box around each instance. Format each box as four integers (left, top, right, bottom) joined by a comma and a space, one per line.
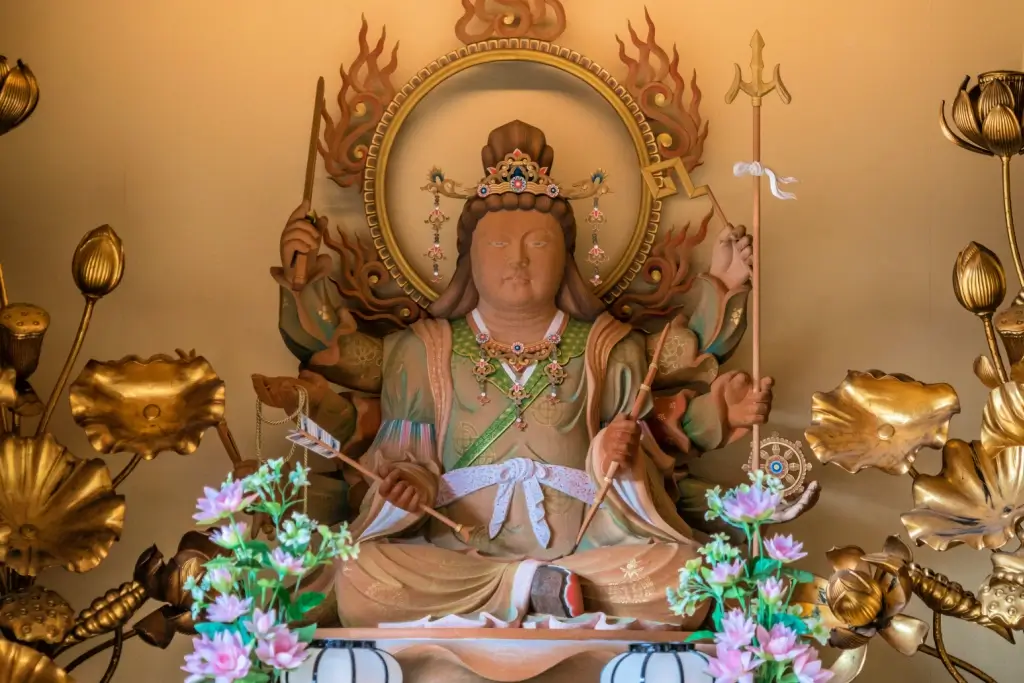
252, 119, 817, 631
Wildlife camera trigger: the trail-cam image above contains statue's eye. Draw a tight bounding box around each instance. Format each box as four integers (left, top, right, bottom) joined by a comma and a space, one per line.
530, 241, 548, 248
489, 241, 508, 248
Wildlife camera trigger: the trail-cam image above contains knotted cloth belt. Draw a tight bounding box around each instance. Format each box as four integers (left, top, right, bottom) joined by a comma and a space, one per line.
436, 458, 597, 548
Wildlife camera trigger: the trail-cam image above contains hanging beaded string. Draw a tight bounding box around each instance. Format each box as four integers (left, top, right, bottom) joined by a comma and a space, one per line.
255, 385, 310, 515
424, 186, 448, 283
586, 194, 608, 286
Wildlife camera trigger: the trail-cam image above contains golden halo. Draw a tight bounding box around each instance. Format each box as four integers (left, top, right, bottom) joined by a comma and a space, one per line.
363, 38, 663, 306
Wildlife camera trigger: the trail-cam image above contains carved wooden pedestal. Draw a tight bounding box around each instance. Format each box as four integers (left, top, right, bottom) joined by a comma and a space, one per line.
314, 629, 695, 683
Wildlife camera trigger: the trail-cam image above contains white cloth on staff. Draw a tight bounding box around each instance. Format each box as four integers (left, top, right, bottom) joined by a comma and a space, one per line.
733, 161, 797, 200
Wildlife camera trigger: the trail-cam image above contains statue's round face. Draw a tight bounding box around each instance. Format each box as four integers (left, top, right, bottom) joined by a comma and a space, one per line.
470, 209, 566, 312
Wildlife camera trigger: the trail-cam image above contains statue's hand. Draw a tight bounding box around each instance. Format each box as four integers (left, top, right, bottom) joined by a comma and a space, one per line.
280, 200, 330, 285
600, 413, 642, 468
251, 370, 332, 415
722, 372, 773, 430
766, 481, 821, 525
378, 464, 431, 513
708, 224, 753, 291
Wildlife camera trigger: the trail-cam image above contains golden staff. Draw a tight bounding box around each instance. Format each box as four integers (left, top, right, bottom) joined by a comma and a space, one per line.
572, 324, 671, 553
725, 31, 791, 471
290, 76, 326, 291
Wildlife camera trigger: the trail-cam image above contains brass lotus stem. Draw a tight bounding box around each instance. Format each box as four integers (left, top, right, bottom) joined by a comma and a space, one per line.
982, 315, 1009, 383
919, 645, 997, 683
0, 263, 8, 308
907, 465, 921, 479
64, 627, 135, 679
932, 612, 969, 683
9, 414, 20, 436
111, 454, 143, 489
36, 298, 96, 436
1001, 157, 1024, 294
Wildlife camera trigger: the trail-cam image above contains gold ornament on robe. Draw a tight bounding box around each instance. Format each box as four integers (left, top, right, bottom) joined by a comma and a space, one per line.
806, 370, 960, 476
69, 350, 226, 459
0, 434, 124, 576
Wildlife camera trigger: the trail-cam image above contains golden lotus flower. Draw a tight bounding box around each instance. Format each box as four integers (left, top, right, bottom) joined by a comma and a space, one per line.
0, 57, 40, 138
953, 242, 1006, 316
69, 350, 225, 459
71, 226, 124, 300
0, 639, 70, 683
941, 72, 1024, 158
817, 539, 928, 656
979, 549, 1024, 631
0, 586, 75, 645
806, 370, 960, 475
0, 434, 125, 576
133, 530, 227, 648
902, 440, 1024, 551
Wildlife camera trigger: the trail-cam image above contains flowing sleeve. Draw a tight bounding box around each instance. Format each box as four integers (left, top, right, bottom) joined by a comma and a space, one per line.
350, 329, 439, 542
686, 273, 750, 363
585, 332, 697, 544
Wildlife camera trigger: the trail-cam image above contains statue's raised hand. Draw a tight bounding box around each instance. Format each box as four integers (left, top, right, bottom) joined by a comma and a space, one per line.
709, 224, 753, 291
280, 200, 332, 285
598, 413, 642, 468
721, 372, 773, 430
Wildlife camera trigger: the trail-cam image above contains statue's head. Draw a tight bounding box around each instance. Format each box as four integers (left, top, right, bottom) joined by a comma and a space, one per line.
428, 120, 606, 321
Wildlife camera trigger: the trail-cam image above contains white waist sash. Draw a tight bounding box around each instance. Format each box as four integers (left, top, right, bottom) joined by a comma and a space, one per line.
436, 458, 597, 548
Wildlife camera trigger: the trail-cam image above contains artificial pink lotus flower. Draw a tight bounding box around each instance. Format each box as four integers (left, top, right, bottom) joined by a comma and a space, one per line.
764, 534, 808, 563
246, 608, 281, 640
706, 642, 761, 683
707, 558, 745, 586
269, 547, 306, 576
716, 609, 756, 649
206, 594, 252, 623
791, 649, 834, 683
255, 627, 308, 671
752, 624, 809, 663
182, 631, 252, 683
722, 486, 781, 523
758, 577, 787, 605
211, 522, 249, 550
206, 567, 235, 595
194, 479, 257, 525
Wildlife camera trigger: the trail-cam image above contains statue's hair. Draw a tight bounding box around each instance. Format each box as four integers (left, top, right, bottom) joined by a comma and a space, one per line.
427, 120, 606, 321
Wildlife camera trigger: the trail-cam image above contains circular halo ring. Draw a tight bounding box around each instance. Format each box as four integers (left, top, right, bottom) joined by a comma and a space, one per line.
363, 38, 663, 307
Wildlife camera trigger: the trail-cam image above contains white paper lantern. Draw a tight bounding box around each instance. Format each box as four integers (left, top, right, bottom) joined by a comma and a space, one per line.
285, 640, 403, 683
601, 643, 711, 683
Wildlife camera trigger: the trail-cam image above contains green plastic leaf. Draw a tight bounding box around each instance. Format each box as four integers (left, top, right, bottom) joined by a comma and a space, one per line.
776, 612, 809, 635
753, 558, 782, 578
784, 569, 815, 584
295, 592, 326, 615
294, 624, 318, 643
238, 673, 271, 683
243, 540, 272, 556
685, 630, 716, 643
194, 622, 228, 639
204, 557, 237, 570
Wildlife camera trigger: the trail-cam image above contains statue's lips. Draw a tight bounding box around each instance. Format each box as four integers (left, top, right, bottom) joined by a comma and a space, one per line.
503, 274, 531, 283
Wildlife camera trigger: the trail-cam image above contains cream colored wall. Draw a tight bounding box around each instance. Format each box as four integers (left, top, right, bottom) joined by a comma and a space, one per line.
1, 0, 1023, 681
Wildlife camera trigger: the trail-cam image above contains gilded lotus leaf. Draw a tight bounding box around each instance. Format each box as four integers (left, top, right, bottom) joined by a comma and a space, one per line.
806, 370, 960, 475
69, 351, 225, 458
0, 638, 70, 683
0, 434, 125, 576
901, 440, 1024, 551
981, 381, 1024, 452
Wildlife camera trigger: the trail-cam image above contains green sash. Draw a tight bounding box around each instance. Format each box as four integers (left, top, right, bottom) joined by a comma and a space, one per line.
449, 317, 589, 470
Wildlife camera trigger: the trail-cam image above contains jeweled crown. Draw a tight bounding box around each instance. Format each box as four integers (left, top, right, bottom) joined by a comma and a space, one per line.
422, 148, 608, 201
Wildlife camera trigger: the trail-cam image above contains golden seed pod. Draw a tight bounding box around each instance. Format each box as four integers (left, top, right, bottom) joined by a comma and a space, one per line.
0, 303, 50, 380
71, 225, 125, 300
826, 569, 884, 628
60, 581, 147, 648
0, 586, 75, 645
952, 241, 1006, 316
0, 57, 40, 137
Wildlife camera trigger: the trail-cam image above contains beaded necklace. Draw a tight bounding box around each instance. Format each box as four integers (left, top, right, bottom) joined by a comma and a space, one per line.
468, 309, 569, 429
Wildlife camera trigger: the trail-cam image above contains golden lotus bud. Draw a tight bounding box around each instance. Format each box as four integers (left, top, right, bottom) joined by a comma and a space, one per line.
71, 225, 124, 299
0, 57, 40, 137
941, 72, 1024, 158
826, 569, 884, 628
952, 241, 1006, 316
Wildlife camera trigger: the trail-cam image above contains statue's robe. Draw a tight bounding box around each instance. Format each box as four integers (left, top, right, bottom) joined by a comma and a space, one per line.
332, 312, 710, 628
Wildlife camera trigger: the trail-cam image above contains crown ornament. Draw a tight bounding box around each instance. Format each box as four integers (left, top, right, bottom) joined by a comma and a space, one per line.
420, 149, 612, 285
421, 149, 609, 201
